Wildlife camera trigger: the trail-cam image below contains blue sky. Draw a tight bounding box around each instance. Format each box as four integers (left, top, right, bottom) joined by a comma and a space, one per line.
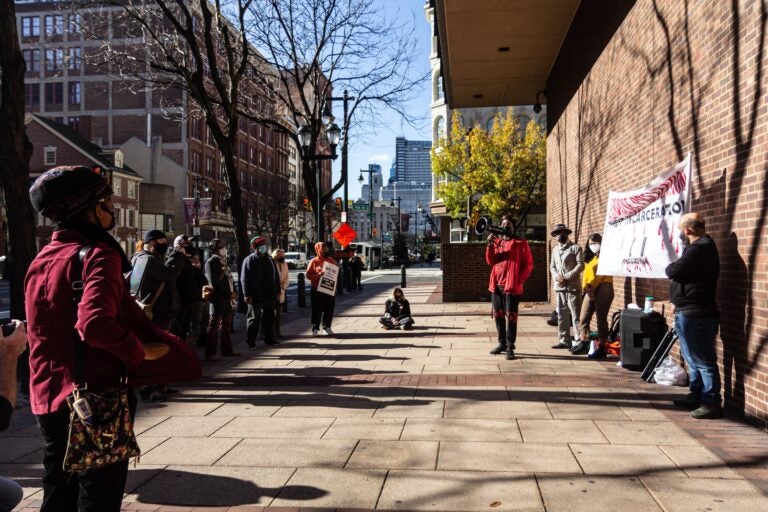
338, 0, 432, 200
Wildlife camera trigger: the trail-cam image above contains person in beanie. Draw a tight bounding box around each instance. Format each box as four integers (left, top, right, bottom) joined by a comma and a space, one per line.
486, 214, 534, 360
549, 223, 584, 350
241, 236, 280, 347
306, 242, 338, 337
205, 238, 240, 360
25, 166, 200, 512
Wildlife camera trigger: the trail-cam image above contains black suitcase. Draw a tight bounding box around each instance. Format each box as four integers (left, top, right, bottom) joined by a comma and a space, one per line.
620, 309, 667, 370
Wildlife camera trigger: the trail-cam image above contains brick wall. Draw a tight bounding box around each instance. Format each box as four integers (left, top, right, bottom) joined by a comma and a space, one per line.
547, 0, 768, 426
442, 241, 547, 302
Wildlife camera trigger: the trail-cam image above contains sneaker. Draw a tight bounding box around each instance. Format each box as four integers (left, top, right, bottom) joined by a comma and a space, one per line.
323, 327, 335, 337
489, 343, 506, 355
570, 341, 589, 355
587, 347, 607, 360
690, 403, 724, 419
551, 341, 571, 349
312, 328, 319, 337
673, 393, 701, 409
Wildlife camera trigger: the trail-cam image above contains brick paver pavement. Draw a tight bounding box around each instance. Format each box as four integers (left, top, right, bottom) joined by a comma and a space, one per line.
4, 273, 768, 511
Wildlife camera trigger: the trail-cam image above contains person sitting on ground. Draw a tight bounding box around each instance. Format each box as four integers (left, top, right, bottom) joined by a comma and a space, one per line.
379, 287, 414, 330
573, 233, 614, 357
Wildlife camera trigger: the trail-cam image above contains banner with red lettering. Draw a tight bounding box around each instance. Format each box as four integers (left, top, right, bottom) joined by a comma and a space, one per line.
182, 198, 213, 225
598, 154, 692, 278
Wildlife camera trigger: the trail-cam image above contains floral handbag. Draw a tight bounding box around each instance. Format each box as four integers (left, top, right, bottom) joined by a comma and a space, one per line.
62, 246, 140, 472
63, 381, 140, 472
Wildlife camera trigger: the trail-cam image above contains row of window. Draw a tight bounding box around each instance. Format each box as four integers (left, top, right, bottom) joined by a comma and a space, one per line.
24, 82, 81, 106
22, 47, 81, 72
21, 14, 81, 38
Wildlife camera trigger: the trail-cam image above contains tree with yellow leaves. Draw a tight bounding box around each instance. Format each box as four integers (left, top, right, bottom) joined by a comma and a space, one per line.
431, 109, 546, 232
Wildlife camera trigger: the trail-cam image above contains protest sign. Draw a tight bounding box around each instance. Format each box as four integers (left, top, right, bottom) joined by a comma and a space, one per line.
318, 261, 339, 296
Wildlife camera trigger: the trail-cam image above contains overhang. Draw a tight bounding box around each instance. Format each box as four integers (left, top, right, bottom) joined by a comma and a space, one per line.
435, 0, 580, 108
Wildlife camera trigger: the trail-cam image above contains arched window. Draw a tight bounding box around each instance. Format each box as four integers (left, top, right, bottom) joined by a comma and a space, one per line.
434, 115, 446, 142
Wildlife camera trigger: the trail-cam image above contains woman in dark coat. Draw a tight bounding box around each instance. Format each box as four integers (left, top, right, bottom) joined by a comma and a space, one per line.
379, 287, 414, 330
205, 239, 240, 360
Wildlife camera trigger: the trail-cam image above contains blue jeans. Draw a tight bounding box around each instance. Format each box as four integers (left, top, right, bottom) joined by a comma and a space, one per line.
675, 313, 721, 405
0, 475, 23, 512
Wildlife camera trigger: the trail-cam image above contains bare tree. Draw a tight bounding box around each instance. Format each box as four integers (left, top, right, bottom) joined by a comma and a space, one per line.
245, 0, 428, 238
0, 0, 37, 319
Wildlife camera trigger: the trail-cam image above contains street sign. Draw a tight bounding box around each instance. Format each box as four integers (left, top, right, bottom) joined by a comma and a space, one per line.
192, 226, 201, 236
333, 222, 357, 247
352, 203, 368, 210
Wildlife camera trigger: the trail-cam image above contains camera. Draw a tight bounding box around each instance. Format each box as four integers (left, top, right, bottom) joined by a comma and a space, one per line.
1, 320, 26, 338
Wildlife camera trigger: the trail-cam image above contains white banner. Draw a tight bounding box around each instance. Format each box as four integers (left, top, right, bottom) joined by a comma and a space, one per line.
317, 261, 339, 296
598, 154, 692, 278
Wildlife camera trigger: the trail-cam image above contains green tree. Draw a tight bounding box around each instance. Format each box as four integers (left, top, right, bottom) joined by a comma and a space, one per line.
431, 109, 546, 230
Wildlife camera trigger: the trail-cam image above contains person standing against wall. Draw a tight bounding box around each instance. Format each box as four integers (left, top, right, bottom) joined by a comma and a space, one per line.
574, 233, 614, 357
549, 224, 584, 350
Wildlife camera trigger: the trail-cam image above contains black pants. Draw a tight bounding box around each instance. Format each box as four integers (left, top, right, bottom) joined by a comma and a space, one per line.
354, 271, 362, 290
246, 301, 276, 345
310, 288, 335, 329
36, 390, 137, 512
491, 287, 521, 349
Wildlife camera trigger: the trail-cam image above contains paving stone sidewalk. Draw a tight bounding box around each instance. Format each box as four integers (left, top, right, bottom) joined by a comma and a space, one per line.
4, 277, 768, 511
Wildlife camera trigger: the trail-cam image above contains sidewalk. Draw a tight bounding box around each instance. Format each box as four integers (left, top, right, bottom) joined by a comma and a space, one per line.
4, 278, 768, 511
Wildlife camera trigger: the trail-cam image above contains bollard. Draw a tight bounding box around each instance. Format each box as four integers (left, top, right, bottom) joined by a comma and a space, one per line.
401, 265, 407, 288
298, 272, 306, 308
337, 266, 344, 296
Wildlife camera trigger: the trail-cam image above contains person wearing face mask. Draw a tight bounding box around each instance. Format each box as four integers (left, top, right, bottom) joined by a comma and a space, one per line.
205, 239, 241, 360
573, 233, 614, 357
549, 223, 585, 350
272, 249, 290, 338
379, 288, 414, 330
25, 166, 201, 511
306, 242, 338, 336
485, 214, 534, 360
241, 236, 281, 347
665, 213, 722, 419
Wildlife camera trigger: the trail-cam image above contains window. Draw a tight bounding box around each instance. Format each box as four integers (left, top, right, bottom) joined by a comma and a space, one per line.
67, 116, 80, 131
45, 15, 64, 36
112, 177, 122, 196
191, 152, 201, 174
68, 81, 81, 104
45, 48, 63, 71
205, 156, 214, 178
68, 14, 81, 34
43, 146, 57, 166
190, 118, 200, 140
68, 47, 81, 70
127, 209, 135, 228
24, 83, 40, 106
23, 49, 40, 72
21, 16, 40, 37
45, 82, 63, 104
127, 180, 137, 199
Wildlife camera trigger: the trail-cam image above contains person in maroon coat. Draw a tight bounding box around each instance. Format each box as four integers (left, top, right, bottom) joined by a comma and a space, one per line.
25, 166, 201, 512
485, 214, 534, 360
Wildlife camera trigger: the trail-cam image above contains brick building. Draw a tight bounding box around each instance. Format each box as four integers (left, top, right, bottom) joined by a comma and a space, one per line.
25, 113, 141, 254
433, 0, 768, 425
14, 0, 295, 249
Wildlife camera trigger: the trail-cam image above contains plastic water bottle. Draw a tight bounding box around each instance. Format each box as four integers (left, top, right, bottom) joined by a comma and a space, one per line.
644, 296, 654, 313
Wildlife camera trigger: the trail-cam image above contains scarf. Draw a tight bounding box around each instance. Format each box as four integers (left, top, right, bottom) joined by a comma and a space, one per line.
57, 219, 133, 273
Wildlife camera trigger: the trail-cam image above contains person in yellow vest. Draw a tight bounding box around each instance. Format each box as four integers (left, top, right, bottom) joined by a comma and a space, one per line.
573, 233, 614, 357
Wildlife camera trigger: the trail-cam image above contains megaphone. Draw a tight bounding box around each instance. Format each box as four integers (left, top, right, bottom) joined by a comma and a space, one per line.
474, 217, 511, 237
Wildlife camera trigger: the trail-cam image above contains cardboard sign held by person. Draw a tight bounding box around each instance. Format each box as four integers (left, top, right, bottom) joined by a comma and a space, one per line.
318, 261, 339, 296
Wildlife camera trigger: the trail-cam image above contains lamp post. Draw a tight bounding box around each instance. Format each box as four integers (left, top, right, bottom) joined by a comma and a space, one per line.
192, 175, 209, 248
323, 90, 355, 213
358, 167, 376, 240
413, 203, 423, 252
297, 122, 341, 242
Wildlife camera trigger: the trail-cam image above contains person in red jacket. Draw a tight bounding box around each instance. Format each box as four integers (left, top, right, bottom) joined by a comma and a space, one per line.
486, 214, 534, 360
306, 242, 338, 337
26, 166, 201, 512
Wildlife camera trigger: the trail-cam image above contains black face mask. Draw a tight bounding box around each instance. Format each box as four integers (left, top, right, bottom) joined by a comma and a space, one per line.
155, 243, 169, 256
98, 204, 116, 231
679, 231, 689, 246
557, 234, 568, 244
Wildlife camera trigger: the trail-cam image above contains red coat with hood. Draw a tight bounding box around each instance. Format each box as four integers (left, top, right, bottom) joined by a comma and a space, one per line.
486, 237, 534, 295
306, 242, 337, 289
25, 229, 201, 415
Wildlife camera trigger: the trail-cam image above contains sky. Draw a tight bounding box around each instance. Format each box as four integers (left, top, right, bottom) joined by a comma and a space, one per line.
337, 0, 433, 200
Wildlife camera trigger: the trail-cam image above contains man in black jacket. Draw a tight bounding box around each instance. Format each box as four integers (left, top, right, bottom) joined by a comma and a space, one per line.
174, 237, 207, 342
665, 213, 722, 419
241, 236, 280, 347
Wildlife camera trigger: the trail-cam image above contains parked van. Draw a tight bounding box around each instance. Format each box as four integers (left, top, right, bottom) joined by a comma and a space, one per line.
284, 252, 308, 269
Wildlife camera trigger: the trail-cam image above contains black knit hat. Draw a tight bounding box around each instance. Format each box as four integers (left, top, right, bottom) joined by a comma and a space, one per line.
143, 229, 166, 243
29, 166, 113, 222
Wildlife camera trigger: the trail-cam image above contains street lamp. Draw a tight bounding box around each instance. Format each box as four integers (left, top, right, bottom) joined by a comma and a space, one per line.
323, 91, 355, 213
358, 167, 377, 270
413, 203, 424, 252
297, 121, 341, 242
193, 175, 209, 248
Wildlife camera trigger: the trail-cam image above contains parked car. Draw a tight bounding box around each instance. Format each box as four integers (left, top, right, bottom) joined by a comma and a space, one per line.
284, 252, 308, 269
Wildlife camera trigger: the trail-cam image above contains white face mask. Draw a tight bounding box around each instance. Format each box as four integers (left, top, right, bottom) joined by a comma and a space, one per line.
589, 243, 601, 254
220, 248, 228, 258
257, 245, 268, 255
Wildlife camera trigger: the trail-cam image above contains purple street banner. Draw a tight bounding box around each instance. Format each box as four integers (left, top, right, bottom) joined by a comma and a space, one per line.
182, 197, 213, 225
598, 154, 692, 278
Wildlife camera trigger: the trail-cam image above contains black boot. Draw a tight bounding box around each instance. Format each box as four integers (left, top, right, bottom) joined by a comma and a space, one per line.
505, 347, 515, 360
489, 343, 506, 355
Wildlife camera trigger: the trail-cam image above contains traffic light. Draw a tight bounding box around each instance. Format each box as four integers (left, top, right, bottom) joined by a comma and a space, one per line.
302, 198, 311, 211
335, 197, 342, 211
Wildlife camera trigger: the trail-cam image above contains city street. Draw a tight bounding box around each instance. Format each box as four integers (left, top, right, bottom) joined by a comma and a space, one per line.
3, 267, 768, 511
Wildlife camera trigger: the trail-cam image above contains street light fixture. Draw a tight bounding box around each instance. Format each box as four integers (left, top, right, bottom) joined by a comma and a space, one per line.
297, 120, 341, 242
193, 175, 209, 248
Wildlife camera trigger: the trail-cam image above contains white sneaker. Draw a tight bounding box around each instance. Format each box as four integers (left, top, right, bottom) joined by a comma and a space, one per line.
323, 327, 335, 336
311, 328, 319, 337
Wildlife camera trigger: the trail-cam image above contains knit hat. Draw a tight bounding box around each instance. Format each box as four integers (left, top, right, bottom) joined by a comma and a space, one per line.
173, 234, 196, 247
550, 223, 573, 236
250, 236, 267, 249
29, 165, 113, 222
143, 229, 166, 243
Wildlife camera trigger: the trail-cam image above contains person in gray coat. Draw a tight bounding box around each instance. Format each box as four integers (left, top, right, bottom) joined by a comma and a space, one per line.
549, 224, 584, 349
